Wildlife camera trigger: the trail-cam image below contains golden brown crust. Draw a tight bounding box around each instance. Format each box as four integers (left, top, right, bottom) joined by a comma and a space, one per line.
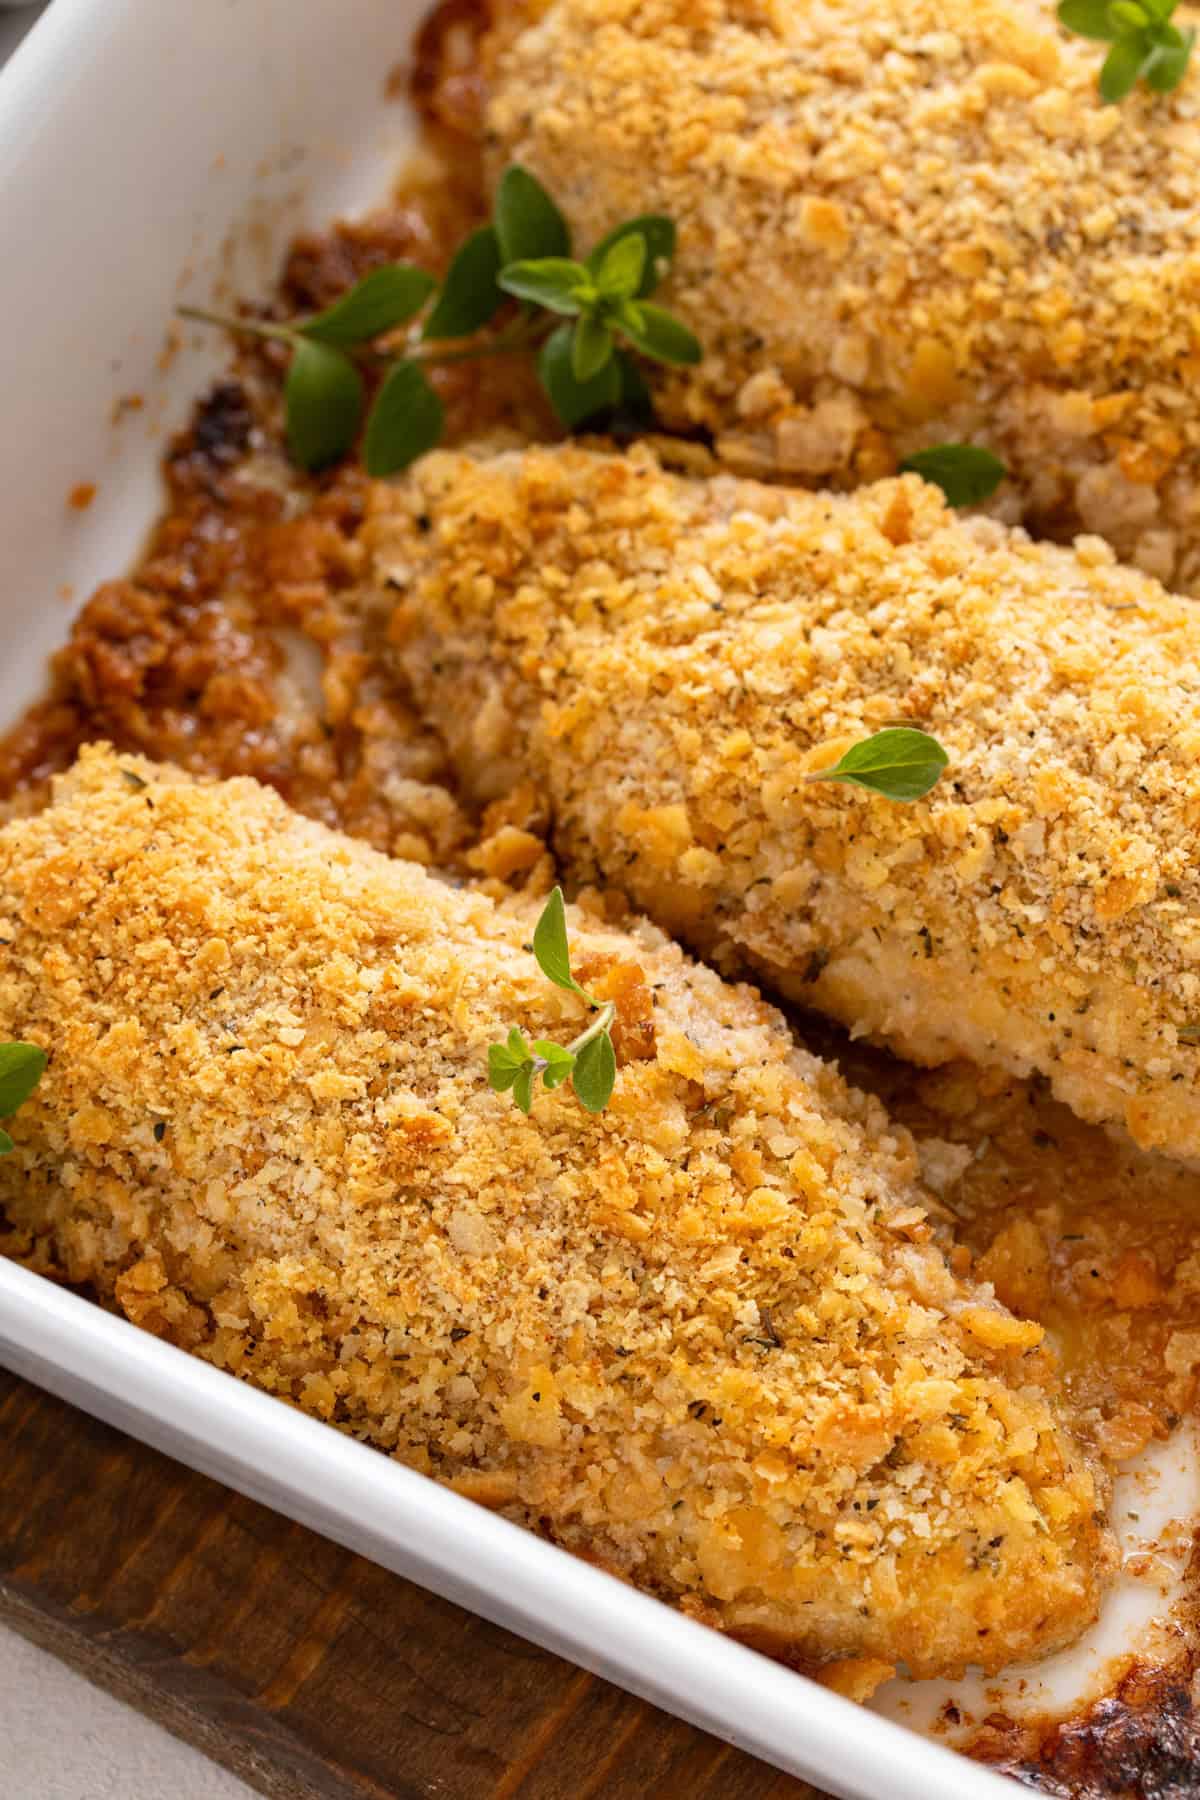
485, 0, 1200, 588
0, 745, 1109, 1677
377, 444, 1200, 1162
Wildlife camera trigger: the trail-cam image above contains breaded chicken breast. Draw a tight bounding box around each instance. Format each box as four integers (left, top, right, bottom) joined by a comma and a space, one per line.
0, 745, 1109, 1679
378, 444, 1200, 1163
485, 0, 1200, 589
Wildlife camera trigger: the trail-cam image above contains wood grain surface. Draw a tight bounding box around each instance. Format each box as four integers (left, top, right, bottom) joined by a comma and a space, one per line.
0, 1367, 824, 1800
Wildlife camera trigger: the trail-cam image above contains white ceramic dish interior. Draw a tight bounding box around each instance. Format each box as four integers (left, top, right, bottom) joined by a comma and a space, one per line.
0, 4, 1191, 1794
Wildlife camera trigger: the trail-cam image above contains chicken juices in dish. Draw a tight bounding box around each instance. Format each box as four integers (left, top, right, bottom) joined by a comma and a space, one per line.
484, 0, 1200, 588
0, 746, 1110, 1680
379, 444, 1200, 1163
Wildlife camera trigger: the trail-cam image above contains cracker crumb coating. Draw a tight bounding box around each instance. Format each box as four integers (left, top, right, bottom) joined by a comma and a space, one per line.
486, 0, 1200, 589
0, 746, 1109, 1677
378, 444, 1200, 1163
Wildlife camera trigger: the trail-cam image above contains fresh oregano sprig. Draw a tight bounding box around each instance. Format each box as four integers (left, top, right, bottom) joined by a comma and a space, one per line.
177, 166, 698, 477
900, 444, 1007, 508
806, 728, 949, 803
1059, 0, 1195, 101
488, 888, 617, 1116
500, 226, 699, 394
0, 1041, 46, 1154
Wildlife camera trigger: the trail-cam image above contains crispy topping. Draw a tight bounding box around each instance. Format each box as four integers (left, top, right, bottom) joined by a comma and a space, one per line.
487, 0, 1200, 587
0, 746, 1110, 1677
376, 442, 1200, 1162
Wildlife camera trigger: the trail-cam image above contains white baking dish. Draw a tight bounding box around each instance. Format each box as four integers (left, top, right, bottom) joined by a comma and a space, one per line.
0, 5, 1184, 1795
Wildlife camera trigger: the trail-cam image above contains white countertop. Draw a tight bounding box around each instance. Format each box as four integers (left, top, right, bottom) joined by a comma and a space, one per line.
0, 1628, 255, 1800
0, 7, 254, 1794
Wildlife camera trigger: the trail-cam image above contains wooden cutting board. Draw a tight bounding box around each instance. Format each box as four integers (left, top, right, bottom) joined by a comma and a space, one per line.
0, 1368, 823, 1799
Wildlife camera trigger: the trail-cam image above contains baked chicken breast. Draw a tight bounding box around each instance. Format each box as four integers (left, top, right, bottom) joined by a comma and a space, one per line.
0, 746, 1109, 1679
378, 444, 1200, 1163
485, 0, 1200, 590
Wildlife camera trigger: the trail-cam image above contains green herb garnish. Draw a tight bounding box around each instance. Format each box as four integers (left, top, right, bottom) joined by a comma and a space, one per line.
298, 265, 437, 346
1059, 0, 1195, 101
285, 338, 367, 473
0, 1041, 46, 1154
422, 226, 504, 340
499, 233, 700, 379
488, 888, 617, 1116
177, 167, 696, 477
900, 444, 1008, 508
805, 728, 949, 803
494, 164, 571, 264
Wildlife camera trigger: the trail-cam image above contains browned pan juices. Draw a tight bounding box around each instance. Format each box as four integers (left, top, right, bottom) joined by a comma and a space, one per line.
0, 0, 521, 860
1, 3, 1198, 1791
822, 1027, 1200, 1792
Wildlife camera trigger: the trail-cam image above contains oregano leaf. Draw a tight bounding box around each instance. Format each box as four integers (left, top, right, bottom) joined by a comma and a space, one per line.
573, 1031, 616, 1113
300, 265, 436, 346
806, 728, 949, 804
423, 226, 505, 339
512, 1064, 536, 1115
900, 444, 1007, 507
362, 359, 445, 478
538, 323, 622, 428
494, 165, 570, 263
532, 887, 587, 996
487, 895, 617, 1118
1059, 0, 1193, 96
285, 339, 364, 472
594, 233, 647, 302
615, 301, 701, 367
1057, 0, 1119, 38
1109, 1, 1151, 28
533, 1040, 576, 1090
1100, 32, 1152, 98
497, 258, 590, 314
1146, 23, 1194, 86
571, 314, 615, 383
0, 1042, 46, 1118
487, 1045, 523, 1092
586, 216, 676, 296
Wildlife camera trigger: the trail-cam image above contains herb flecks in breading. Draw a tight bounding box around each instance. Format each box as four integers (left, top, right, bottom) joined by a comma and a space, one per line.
178, 168, 696, 475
